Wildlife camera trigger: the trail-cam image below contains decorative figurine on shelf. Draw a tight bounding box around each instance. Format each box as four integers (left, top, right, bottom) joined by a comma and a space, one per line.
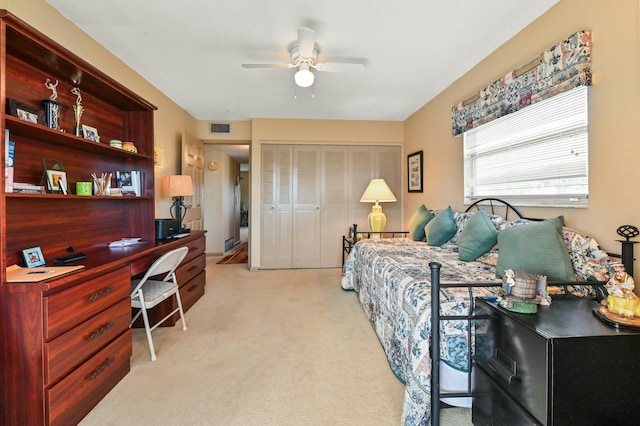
71, 87, 84, 137
606, 262, 635, 297
43, 79, 62, 131
603, 262, 639, 318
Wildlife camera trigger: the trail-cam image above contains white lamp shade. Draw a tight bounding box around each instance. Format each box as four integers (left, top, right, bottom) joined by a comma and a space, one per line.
294, 64, 315, 88
359, 179, 397, 203
161, 175, 194, 197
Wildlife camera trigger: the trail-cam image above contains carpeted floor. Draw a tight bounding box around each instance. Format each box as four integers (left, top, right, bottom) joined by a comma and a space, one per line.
217, 241, 248, 264
79, 259, 472, 425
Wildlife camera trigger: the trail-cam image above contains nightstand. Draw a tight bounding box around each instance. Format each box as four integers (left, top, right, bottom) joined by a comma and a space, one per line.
473, 295, 640, 425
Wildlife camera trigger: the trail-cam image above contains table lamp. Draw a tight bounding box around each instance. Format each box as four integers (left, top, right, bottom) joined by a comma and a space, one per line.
360, 178, 397, 234
161, 175, 194, 232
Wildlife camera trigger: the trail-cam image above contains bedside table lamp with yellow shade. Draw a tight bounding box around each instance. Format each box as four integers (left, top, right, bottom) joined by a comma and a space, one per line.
360, 178, 397, 235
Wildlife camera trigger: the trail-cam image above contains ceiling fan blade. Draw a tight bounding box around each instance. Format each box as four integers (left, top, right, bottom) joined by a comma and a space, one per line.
241, 63, 294, 69
297, 27, 316, 58
314, 61, 366, 72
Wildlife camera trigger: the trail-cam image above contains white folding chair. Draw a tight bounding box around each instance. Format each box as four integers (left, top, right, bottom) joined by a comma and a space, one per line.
130, 246, 189, 361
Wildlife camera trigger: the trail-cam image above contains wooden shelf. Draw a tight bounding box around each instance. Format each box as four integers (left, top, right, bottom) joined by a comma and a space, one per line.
6, 192, 153, 200
6, 116, 153, 160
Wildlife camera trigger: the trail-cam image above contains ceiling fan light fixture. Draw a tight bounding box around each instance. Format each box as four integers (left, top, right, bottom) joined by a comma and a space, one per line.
294, 64, 314, 87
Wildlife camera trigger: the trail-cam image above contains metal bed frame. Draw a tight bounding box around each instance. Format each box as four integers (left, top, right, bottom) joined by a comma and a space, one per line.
343, 198, 636, 425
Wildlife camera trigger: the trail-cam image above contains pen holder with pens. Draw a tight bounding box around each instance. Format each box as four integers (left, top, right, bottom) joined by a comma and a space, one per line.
91, 172, 112, 196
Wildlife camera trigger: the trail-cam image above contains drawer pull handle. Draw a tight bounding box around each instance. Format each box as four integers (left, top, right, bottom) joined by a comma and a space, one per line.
188, 284, 198, 292
188, 265, 199, 272
88, 286, 115, 302
89, 357, 114, 380
189, 245, 198, 252
488, 349, 519, 384
88, 322, 114, 341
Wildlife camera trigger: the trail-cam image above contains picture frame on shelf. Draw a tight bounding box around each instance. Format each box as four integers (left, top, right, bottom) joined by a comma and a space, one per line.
21, 246, 45, 268
407, 150, 423, 193
46, 169, 68, 195
81, 124, 100, 142
7, 99, 44, 125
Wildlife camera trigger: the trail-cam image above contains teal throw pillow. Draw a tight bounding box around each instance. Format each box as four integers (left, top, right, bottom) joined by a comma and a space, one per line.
496, 216, 574, 281
457, 210, 499, 261
407, 204, 433, 241
425, 206, 457, 246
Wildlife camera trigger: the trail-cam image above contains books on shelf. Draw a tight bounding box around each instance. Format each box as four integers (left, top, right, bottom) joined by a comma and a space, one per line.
5, 130, 14, 193
13, 182, 46, 194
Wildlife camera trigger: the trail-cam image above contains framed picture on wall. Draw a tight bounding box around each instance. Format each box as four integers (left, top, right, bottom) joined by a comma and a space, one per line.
407, 150, 423, 193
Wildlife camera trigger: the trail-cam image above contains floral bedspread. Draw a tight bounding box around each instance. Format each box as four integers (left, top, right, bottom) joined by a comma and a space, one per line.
341, 238, 501, 425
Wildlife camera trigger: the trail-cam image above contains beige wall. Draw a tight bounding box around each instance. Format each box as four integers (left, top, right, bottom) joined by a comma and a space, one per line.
404, 0, 640, 276
249, 118, 404, 269
5, 0, 199, 220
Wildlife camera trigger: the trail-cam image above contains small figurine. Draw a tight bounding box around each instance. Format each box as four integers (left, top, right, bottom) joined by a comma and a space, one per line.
71, 87, 84, 137
604, 262, 639, 318
606, 262, 635, 297
44, 79, 59, 101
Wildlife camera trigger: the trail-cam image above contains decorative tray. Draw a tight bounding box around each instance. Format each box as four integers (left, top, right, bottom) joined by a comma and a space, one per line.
593, 305, 640, 330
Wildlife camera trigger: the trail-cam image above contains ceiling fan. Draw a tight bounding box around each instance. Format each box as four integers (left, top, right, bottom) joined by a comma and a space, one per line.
241, 27, 366, 88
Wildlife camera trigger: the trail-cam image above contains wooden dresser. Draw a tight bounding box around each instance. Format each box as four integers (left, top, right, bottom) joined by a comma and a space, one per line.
473, 296, 640, 425
0, 10, 207, 425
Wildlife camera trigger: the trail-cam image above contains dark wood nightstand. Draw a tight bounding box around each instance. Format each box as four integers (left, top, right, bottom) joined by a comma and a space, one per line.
473, 295, 640, 425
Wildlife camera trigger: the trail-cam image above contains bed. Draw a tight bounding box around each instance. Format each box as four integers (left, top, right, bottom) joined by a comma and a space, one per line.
341, 198, 625, 425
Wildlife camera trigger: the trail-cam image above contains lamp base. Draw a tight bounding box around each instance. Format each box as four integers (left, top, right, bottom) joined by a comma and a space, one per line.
367, 203, 386, 238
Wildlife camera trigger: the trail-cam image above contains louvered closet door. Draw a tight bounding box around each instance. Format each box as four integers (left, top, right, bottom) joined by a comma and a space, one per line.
347, 146, 402, 233
375, 146, 402, 231
321, 146, 349, 267
292, 146, 321, 268
261, 145, 293, 269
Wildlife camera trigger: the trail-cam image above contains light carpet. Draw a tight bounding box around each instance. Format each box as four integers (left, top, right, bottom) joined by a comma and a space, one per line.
79, 259, 472, 425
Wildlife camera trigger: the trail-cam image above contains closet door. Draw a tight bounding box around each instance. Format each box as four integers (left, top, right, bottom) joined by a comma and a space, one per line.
261, 145, 293, 268
376, 146, 402, 231
292, 146, 321, 268
348, 146, 402, 233
321, 146, 349, 267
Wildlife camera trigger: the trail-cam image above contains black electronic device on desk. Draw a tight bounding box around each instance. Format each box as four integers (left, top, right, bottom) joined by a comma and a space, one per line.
155, 218, 180, 239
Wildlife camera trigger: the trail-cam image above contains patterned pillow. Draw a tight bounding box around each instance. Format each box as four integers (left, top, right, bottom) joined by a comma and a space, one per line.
562, 227, 612, 281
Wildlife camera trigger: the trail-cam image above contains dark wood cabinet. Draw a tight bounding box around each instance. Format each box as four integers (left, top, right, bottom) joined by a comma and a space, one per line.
0, 10, 207, 425
473, 296, 640, 425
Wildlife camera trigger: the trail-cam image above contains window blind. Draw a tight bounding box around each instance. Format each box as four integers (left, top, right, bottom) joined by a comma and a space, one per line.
463, 86, 589, 207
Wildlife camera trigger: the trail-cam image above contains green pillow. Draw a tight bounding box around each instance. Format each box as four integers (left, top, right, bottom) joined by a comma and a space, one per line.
425, 206, 457, 246
496, 216, 574, 281
407, 204, 433, 241
457, 210, 499, 261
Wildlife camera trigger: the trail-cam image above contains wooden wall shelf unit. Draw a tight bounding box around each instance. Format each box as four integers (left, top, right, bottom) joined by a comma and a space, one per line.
0, 10, 207, 426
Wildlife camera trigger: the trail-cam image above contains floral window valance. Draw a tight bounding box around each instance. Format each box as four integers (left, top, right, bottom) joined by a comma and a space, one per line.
452, 30, 592, 137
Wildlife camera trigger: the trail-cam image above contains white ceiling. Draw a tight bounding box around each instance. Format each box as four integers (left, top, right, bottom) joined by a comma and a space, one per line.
45, 0, 558, 124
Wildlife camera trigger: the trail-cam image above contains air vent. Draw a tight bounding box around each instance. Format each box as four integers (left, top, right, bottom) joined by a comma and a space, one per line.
210, 123, 231, 134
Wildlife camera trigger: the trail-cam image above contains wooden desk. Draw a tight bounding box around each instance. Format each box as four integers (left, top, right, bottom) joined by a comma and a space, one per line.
0, 231, 206, 426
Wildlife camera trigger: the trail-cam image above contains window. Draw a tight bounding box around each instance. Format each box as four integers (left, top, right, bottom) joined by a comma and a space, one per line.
463, 86, 588, 207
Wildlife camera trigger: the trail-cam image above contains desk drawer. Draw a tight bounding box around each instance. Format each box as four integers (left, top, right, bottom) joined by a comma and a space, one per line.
46, 330, 131, 426
183, 235, 205, 263
176, 253, 205, 287
44, 267, 131, 340
45, 298, 130, 386
180, 270, 205, 312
